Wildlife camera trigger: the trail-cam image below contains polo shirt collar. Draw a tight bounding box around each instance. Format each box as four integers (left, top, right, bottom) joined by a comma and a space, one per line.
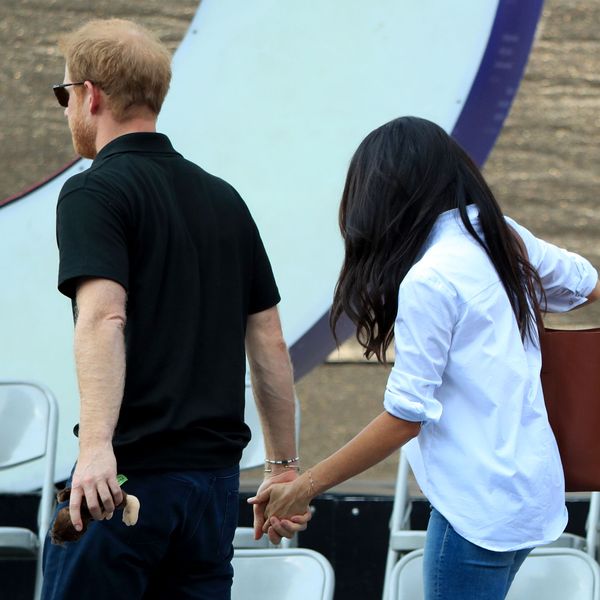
93, 132, 180, 163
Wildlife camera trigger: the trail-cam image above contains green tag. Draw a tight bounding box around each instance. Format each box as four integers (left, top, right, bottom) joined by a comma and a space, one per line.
116, 474, 128, 487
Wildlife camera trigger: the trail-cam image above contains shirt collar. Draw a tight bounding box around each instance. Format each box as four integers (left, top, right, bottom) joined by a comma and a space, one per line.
93, 132, 180, 164
425, 204, 480, 250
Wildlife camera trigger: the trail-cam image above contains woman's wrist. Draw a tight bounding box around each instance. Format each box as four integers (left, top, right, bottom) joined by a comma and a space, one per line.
298, 469, 319, 501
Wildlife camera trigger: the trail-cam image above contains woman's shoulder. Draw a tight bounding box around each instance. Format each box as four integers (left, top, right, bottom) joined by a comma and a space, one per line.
504, 215, 539, 251
405, 238, 499, 304
402, 258, 458, 299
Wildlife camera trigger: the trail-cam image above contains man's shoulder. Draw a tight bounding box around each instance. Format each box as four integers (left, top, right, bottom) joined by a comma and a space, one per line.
58, 168, 95, 205
103, 145, 243, 202
58, 165, 121, 209
59, 168, 89, 196
178, 158, 243, 200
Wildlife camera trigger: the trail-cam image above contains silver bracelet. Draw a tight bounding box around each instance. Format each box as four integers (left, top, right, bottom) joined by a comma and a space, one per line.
264, 465, 300, 473
264, 456, 300, 466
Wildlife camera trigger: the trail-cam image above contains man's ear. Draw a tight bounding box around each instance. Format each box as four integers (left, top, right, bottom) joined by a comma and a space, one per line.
84, 81, 102, 115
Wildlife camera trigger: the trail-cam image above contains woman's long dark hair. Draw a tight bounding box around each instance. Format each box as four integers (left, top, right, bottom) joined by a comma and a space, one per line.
330, 116, 544, 362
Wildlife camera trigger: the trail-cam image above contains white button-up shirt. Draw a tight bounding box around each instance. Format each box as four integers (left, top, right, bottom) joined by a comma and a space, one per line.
384, 205, 598, 551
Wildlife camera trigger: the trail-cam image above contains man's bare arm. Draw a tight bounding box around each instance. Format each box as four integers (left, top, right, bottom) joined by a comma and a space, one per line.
246, 306, 296, 460
70, 277, 126, 530
245, 306, 309, 541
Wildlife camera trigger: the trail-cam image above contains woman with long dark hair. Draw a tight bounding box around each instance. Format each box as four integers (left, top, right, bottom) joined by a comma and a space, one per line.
249, 116, 600, 599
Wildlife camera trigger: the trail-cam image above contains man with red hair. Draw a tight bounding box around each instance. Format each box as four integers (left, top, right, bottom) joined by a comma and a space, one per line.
44, 18, 307, 599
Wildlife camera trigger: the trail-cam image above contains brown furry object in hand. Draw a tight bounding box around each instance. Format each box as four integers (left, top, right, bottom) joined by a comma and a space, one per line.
50, 487, 141, 545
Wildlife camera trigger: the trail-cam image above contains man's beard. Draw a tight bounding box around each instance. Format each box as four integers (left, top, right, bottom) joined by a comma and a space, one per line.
70, 110, 97, 159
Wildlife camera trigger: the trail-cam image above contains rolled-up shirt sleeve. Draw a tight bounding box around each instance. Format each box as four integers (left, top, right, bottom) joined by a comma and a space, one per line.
384, 270, 458, 424
506, 217, 598, 312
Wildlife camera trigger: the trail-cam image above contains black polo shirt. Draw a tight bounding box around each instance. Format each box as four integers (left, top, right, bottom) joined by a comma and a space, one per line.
56, 132, 280, 471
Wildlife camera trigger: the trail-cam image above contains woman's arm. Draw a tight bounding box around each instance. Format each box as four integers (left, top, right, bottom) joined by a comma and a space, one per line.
507, 218, 598, 312
572, 280, 600, 309
251, 270, 453, 528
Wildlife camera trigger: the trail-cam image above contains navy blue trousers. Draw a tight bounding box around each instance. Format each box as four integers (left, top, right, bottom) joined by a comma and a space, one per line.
42, 466, 240, 600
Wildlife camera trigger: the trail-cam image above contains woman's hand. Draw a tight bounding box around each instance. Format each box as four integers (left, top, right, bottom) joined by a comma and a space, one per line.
252, 469, 300, 541
249, 472, 314, 534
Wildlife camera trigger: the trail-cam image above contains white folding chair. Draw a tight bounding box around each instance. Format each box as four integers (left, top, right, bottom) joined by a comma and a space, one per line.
585, 493, 600, 559
232, 548, 334, 600
233, 378, 301, 549
545, 492, 600, 560
0, 381, 59, 600
388, 547, 600, 600
507, 548, 600, 600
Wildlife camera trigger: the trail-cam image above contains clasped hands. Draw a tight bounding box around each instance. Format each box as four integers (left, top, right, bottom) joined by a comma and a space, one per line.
248, 470, 314, 544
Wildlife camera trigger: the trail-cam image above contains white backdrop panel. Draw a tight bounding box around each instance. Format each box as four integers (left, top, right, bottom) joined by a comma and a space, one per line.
0, 1, 498, 487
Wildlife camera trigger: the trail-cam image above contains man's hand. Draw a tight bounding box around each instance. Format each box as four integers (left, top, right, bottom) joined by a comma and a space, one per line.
264, 511, 312, 545
266, 510, 312, 544
251, 476, 312, 527
69, 443, 123, 531
252, 470, 297, 540
248, 470, 312, 544
251, 470, 311, 544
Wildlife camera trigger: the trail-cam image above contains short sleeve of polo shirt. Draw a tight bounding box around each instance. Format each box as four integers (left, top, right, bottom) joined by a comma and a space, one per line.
248, 221, 281, 314
56, 178, 130, 299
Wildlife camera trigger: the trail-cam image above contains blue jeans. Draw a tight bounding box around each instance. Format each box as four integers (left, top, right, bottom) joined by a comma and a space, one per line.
423, 508, 532, 600
42, 466, 240, 600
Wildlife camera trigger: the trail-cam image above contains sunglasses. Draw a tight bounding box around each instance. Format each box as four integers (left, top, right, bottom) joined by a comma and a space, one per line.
52, 82, 87, 107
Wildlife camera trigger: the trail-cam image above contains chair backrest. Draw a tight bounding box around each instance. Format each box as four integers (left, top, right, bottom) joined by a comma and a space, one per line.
507, 548, 600, 600
389, 547, 600, 600
232, 548, 334, 600
0, 382, 58, 533
0, 382, 55, 469
388, 548, 423, 599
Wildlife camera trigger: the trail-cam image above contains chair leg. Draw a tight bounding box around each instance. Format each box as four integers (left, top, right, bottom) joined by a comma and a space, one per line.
383, 451, 411, 600
33, 551, 43, 600
585, 492, 600, 560
382, 547, 399, 600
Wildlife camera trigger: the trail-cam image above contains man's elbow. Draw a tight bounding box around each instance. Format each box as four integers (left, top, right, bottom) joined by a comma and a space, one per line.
76, 309, 126, 333
105, 312, 127, 330
272, 336, 289, 355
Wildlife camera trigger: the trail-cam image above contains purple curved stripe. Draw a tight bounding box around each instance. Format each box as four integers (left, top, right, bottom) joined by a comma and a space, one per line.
289, 311, 356, 379
290, 0, 545, 380
452, 0, 544, 165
